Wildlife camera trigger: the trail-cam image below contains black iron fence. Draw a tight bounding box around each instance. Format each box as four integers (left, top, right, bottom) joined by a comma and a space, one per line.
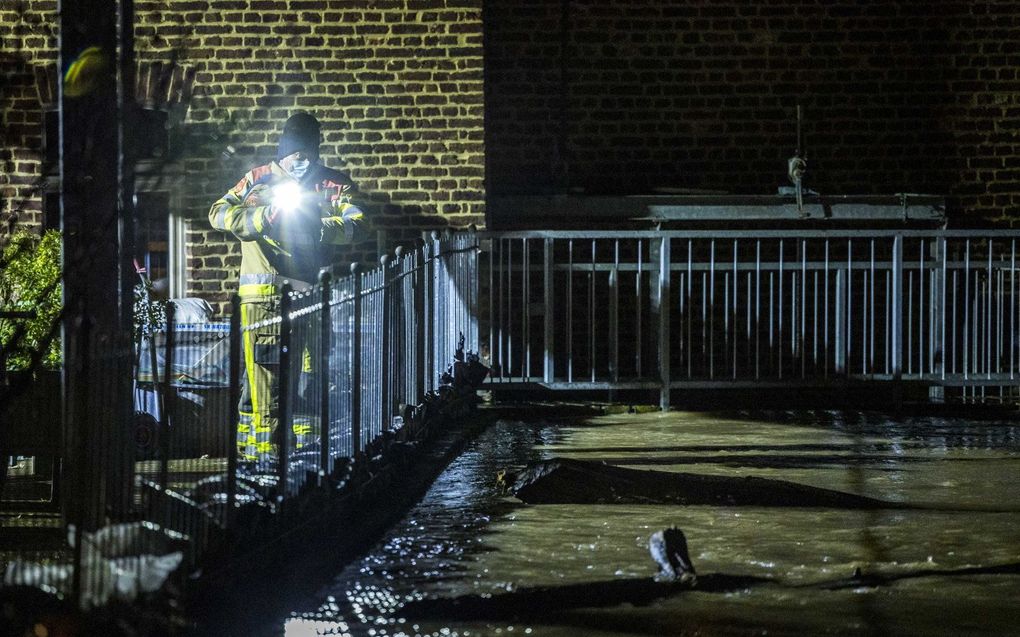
1, 231, 480, 609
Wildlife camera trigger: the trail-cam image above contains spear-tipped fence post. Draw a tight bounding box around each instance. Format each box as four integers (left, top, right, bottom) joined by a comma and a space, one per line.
318, 270, 332, 484
414, 240, 426, 404
278, 282, 293, 499
159, 303, 175, 501
227, 294, 240, 529
380, 253, 392, 432
351, 263, 362, 455
70, 314, 90, 608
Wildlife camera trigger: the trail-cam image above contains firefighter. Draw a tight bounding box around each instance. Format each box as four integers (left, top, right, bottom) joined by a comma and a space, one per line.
209, 112, 364, 464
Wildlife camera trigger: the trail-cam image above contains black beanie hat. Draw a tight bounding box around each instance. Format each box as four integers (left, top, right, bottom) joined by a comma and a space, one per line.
276, 112, 321, 161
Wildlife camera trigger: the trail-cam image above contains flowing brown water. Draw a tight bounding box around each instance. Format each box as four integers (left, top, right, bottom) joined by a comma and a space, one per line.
279, 409, 1020, 636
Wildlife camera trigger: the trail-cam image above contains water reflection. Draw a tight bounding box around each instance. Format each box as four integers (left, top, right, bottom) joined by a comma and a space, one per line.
282, 410, 1020, 636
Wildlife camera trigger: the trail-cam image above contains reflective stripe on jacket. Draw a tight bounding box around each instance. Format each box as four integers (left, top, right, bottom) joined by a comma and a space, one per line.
209, 162, 364, 298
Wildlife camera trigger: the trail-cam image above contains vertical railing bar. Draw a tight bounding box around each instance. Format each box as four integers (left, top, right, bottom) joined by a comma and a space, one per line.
791, 268, 797, 369
610, 240, 619, 384
952, 267, 958, 375
497, 237, 502, 382
975, 251, 981, 381
426, 237, 436, 393
964, 240, 970, 380
472, 234, 480, 358
813, 269, 818, 370
317, 272, 331, 481
862, 269, 868, 375
987, 241, 993, 380
226, 295, 241, 529
474, 233, 481, 353
415, 249, 426, 398
69, 315, 91, 607
590, 240, 596, 383
730, 238, 738, 377
523, 238, 530, 381
769, 270, 774, 374
891, 235, 903, 380
885, 271, 891, 375
679, 270, 686, 378
973, 270, 979, 377
709, 240, 715, 379
930, 240, 934, 375
835, 268, 844, 375
724, 272, 730, 378
847, 239, 853, 376
921, 239, 927, 375
824, 241, 829, 377
929, 241, 936, 375
658, 236, 671, 410
801, 239, 807, 378
351, 266, 362, 456
405, 250, 412, 415
747, 270, 752, 376
1012, 239, 1016, 380
997, 262, 1003, 377
278, 283, 293, 498
400, 256, 407, 406
940, 237, 948, 381
380, 257, 392, 434
488, 238, 494, 380
496, 239, 504, 380
778, 240, 784, 379
687, 240, 692, 379
697, 269, 705, 370
733, 239, 739, 379
380, 268, 387, 438
159, 303, 175, 500
567, 239, 573, 384
507, 238, 513, 381
636, 239, 643, 378
543, 238, 555, 383
869, 240, 875, 374
907, 270, 913, 376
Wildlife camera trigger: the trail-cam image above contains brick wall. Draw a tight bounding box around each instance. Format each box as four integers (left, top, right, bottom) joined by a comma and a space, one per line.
0, 1, 57, 230
2, 0, 485, 313
486, 0, 1020, 224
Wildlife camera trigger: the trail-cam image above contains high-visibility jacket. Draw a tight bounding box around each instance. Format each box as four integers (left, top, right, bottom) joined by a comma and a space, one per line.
209, 161, 364, 298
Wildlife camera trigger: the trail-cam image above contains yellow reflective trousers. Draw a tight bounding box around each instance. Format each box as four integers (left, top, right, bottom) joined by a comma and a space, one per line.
236, 297, 316, 462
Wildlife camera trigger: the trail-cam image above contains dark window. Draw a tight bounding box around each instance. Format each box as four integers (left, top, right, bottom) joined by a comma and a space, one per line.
43, 110, 59, 174
42, 190, 60, 231
135, 191, 170, 285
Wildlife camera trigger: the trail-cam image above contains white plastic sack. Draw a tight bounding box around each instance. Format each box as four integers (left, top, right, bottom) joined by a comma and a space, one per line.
171, 297, 214, 323
2, 521, 187, 608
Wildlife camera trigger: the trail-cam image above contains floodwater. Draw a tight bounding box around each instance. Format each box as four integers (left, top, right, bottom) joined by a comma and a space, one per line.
278, 408, 1020, 636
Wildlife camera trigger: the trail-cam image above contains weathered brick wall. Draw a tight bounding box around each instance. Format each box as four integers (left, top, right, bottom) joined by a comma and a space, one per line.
0, 1, 57, 230
486, 0, 1020, 224
152, 0, 485, 311
2, 0, 485, 313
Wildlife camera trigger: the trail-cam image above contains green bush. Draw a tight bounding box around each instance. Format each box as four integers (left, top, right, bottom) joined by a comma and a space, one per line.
0, 229, 62, 370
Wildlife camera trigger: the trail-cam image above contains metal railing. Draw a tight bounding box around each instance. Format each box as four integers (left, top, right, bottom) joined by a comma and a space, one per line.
1, 230, 480, 608
482, 230, 1020, 407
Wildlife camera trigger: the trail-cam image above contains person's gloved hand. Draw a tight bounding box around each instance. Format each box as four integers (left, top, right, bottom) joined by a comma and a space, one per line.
320, 203, 364, 242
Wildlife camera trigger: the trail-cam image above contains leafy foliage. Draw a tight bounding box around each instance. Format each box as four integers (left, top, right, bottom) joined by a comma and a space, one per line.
0, 229, 62, 370
133, 283, 167, 342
